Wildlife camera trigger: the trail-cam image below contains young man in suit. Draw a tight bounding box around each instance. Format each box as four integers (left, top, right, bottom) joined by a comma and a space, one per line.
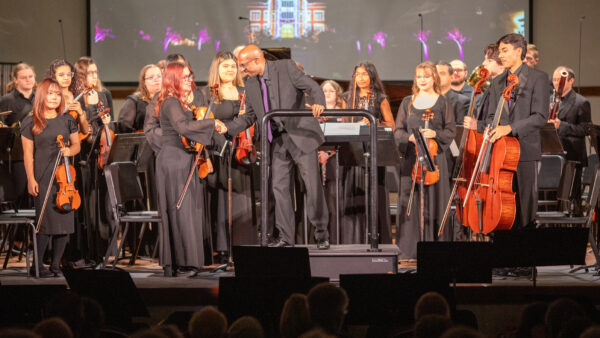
227, 45, 330, 249
548, 66, 591, 214
486, 33, 551, 229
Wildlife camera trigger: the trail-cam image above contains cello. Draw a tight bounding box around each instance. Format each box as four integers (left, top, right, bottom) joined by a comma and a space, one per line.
234, 92, 257, 165
439, 67, 490, 235
462, 74, 520, 233
97, 101, 113, 169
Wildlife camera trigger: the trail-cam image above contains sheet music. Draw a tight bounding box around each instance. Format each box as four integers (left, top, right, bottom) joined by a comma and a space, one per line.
320, 123, 361, 136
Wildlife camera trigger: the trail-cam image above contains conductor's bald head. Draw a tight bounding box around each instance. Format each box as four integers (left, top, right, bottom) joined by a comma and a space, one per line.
238, 45, 265, 77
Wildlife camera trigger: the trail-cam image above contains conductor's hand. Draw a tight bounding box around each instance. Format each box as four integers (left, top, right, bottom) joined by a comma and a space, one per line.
306, 104, 325, 118
28, 179, 39, 197
463, 116, 477, 130
422, 128, 436, 139
215, 119, 227, 134
489, 125, 512, 143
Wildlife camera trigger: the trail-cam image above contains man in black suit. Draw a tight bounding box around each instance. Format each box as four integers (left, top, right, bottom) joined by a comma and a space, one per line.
548, 66, 591, 213
486, 33, 551, 229
227, 45, 330, 249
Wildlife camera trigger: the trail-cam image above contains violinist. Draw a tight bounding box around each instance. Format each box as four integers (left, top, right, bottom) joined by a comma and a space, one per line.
548, 66, 591, 215
21, 78, 80, 277
394, 61, 456, 260
341, 62, 395, 244
0, 63, 36, 208
203, 51, 256, 260
155, 62, 227, 277
118, 64, 162, 133
482, 33, 550, 230
74, 57, 113, 133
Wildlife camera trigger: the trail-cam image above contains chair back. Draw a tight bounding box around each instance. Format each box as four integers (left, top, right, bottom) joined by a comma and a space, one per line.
104, 162, 144, 207
538, 155, 564, 190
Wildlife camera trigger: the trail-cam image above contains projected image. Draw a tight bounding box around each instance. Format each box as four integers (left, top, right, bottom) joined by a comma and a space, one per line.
90, 0, 529, 82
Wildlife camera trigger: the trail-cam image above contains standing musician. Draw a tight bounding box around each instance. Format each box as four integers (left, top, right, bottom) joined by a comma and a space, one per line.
474, 33, 550, 230
227, 45, 330, 249
548, 66, 591, 214
74, 57, 114, 131
0, 63, 36, 208
155, 63, 227, 277
341, 62, 395, 244
118, 64, 162, 133
394, 61, 456, 259
203, 51, 256, 261
21, 78, 80, 277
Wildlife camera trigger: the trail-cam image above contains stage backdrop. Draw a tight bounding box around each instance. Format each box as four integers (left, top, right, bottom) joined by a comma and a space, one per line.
90, 0, 529, 82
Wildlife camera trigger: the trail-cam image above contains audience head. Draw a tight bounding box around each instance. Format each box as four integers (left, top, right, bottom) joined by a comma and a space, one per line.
6, 63, 36, 93
483, 43, 505, 77
188, 306, 228, 338
516, 302, 547, 338
581, 325, 600, 338
441, 326, 485, 338
414, 292, 451, 321
46, 59, 77, 94
136, 64, 162, 102
307, 283, 349, 335
227, 316, 264, 338
449, 59, 468, 87
45, 292, 104, 338
414, 314, 453, 338
154, 325, 184, 338
525, 44, 539, 68
33, 317, 73, 338
545, 297, 587, 338
320, 80, 343, 109
436, 62, 453, 93
166, 54, 186, 65
280, 293, 312, 338
0, 328, 40, 338
238, 45, 266, 77
412, 61, 441, 97
74, 56, 103, 92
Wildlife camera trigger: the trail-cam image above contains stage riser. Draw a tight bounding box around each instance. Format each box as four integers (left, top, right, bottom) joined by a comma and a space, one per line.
309, 255, 398, 281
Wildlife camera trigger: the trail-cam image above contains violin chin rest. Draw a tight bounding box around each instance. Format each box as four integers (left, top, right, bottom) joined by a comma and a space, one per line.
60, 204, 73, 212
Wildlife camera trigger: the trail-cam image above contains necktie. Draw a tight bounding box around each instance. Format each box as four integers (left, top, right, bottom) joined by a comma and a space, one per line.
260, 77, 273, 142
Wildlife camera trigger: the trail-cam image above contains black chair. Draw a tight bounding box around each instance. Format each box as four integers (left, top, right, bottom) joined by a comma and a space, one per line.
537, 154, 565, 209
536, 160, 578, 218
535, 166, 600, 273
101, 162, 161, 269
581, 154, 598, 202
0, 209, 39, 278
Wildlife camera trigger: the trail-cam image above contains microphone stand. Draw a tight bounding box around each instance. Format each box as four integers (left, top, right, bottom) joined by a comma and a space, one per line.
418, 13, 423, 63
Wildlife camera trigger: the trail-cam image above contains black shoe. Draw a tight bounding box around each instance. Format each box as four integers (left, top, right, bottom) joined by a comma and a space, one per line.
269, 239, 293, 248
29, 267, 53, 278
316, 239, 330, 250
176, 267, 198, 277
492, 268, 509, 277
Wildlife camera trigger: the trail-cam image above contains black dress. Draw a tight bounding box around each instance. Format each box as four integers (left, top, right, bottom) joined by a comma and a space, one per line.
156, 97, 215, 272
21, 114, 78, 234
208, 91, 258, 251
118, 94, 148, 133
340, 91, 392, 244
394, 95, 456, 259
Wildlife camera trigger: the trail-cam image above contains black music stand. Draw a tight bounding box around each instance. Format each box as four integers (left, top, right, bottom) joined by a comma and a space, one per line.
106, 133, 148, 166
0, 127, 22, 162
540, 123, 565, 155
410, 129, 436, 241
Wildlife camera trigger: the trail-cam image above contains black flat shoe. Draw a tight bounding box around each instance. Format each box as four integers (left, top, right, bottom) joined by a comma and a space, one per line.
29, 267, 53, 278
316, 239, 330, 250
269, 239, 293, 248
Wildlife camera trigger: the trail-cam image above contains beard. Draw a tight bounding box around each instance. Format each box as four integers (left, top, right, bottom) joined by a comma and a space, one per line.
451, 79, 464, 86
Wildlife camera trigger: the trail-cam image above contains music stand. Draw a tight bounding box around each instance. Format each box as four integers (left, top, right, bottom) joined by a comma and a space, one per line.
0, 127, 22, 162
540, 123, 565, 155
106, 133, 148, 166
411, 128, 436, 241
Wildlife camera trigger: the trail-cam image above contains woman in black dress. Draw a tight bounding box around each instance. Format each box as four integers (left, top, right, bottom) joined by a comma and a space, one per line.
74, 57, 113, 127
118, 64, 162, 133
204, 51, 257, 259
394, 61, 456, 259
156, 62, 227, 276
21, 78, 80, 277
341, 62, 395, 244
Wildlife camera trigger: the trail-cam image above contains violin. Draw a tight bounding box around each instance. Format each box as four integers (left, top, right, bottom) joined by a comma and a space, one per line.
97, 102, 113, 169
65, 84, 94, 141
462, 73, 520, 233
411, 109, 440, 185
55, 135, 81, 212
234, 92, 257, 165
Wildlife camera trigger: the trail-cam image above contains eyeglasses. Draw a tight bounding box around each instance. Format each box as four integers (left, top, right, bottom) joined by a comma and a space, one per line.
57, 72, 74, 78
183, 74, 194, 82
145, 75, 162, 81
452, 69, 466, 73
239, 58, 257, 70
87, 70, 98, 76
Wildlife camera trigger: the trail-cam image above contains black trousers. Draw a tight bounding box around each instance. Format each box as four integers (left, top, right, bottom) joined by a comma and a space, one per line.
513, 161, 539, 229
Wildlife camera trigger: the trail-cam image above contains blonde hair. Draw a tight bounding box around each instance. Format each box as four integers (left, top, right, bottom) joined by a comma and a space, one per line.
206, 51, 244, 103
6, 63, 36, 93
410, 61, 441, 108
321, 80, 344, 109
134, 64, 160, 102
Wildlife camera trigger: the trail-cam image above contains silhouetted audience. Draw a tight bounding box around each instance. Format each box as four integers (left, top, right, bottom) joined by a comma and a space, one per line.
545, 298, 587, 338
44, 291, 105, 338
33, 317, 73, 338
441, 326, 485, 338
298, 328, 336, 338
414, 292, 451, 321
0, 328, 40, 338
227, 316, 264, 338
515, 302, 548, 338
188, 306, 228, 338
307, 283, 349, 336
280, 293, 313, 338
413, 314, 454, 338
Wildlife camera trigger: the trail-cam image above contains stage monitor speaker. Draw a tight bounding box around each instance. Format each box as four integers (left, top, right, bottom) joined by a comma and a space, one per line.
64, 268, 149, 327
0, 285, 67, 325
340, 273, 452, 326
417, 241, 493, 284
219, 276, 328, 337
492, 228, 588, 268
232, 245, 311, 279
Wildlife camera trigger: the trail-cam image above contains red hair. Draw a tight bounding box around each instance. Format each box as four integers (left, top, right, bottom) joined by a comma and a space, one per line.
32, 78, 65, 136
155, 62, 192, 117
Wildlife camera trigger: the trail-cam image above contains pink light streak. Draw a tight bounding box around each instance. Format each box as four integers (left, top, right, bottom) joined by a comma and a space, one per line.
94, 22, 114, 43
139, 30, 151, 41
163, 27, 182, 52
445, 28, 471, 61
373, 32, 388, 49
197, 29, 211, 51
356, 40, 361, 53
413, 30, 430, 60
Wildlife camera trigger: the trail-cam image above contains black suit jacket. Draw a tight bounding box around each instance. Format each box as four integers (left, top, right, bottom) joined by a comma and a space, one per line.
485, 65, 551, 162
226, 59, 326, 154
445, 90, 470, 124
557, 90, 591, 165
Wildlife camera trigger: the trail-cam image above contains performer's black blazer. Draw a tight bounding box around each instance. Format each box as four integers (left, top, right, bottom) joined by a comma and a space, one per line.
226, 59, 326, 154
485, 65, 551, 162
557, 90, 591, 166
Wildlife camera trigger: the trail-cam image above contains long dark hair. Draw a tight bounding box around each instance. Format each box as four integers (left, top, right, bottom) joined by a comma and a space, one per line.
45, 59, 79, 95
347, 61, 386, 106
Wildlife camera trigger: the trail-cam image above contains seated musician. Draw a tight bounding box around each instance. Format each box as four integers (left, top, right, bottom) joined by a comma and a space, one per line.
548, 66, 591, 214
